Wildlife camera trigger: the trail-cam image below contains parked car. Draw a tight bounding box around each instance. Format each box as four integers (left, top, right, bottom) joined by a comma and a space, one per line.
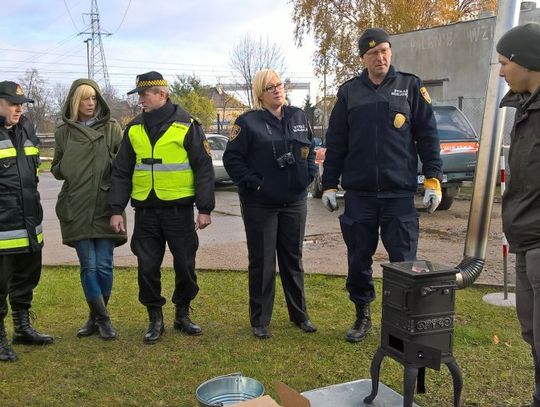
309, 105, 479, 211
206, 134, 231, 184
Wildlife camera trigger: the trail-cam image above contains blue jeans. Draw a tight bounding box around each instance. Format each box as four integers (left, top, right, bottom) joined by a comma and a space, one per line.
75, 239, 115, 301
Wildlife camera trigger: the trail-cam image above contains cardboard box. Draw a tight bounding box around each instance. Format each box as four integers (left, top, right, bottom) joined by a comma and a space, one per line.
233, 382, 311, 407
232, 395, 282, 407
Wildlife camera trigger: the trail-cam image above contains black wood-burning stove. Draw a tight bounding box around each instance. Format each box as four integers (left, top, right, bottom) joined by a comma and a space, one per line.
364, 260, 463, 407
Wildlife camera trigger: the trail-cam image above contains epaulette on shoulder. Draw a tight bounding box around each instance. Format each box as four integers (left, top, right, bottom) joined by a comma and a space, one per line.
340, 76, 360, 88
243, 109, 258, 116
190, 116, 202, 126
397, 70, 420, 80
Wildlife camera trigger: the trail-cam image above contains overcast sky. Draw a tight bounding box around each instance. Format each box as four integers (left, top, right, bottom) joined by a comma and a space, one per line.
1, 0, 319, 106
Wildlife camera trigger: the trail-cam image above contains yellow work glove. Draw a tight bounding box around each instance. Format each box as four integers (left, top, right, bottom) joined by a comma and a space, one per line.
322, 189, 339, 212
423, 178, 442, 214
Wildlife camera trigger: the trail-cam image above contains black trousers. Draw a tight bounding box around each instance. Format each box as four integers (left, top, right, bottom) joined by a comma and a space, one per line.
0, 251, 42, 318
131, 206, 199, 308
340, 194, 418, 306
241, 200, 309, 327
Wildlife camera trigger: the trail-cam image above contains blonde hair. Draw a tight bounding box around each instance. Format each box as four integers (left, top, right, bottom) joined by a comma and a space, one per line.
252, 69, 287, 110
70, 84, 97, 122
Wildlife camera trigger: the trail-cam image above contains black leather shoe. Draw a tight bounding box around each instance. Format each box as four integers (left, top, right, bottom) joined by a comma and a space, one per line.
12, 309, 54, 345
345, 304, 372, 343
252, 326, 271, 339
294, 319, 318, 333
174, 305, 202, 336
144, 307, 164, 344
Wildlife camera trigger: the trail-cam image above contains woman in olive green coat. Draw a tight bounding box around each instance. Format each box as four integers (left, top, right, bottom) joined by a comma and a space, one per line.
51, 78, 127, 340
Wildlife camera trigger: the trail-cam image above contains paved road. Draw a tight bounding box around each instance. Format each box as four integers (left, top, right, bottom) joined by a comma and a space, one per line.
39, 172, 342, 271
39, 172, 511, 285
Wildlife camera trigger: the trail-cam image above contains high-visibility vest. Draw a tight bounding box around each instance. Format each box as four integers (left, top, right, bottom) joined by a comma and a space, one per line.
128, 121, 195, 201
0, 138, 43, 252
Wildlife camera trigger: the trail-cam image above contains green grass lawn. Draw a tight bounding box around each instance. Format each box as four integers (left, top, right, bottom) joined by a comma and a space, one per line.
0, 267, 531, 406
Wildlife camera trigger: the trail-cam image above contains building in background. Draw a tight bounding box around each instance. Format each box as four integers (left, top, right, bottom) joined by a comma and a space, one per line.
204, 85, 249, 134
390, 1, 540, 138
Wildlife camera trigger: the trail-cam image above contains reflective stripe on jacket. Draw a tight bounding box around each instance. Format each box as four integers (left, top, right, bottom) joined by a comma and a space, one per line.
128, 121, 195, 201
0, 224, 43, 250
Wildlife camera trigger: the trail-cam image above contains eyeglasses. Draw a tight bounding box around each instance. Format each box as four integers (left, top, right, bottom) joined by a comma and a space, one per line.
263, 83, 284, 93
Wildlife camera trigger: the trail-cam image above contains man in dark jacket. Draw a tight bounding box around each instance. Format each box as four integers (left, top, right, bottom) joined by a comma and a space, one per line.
109, 71, 215, 344
0, 81, 54, 362
321, 28, 443, 343
497, 23, 540, 407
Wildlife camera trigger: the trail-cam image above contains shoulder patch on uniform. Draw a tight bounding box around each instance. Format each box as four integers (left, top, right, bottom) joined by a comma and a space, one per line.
420, 87, 432, 104
229, 124, 241, 141
203, 140, 212, 157
190, 116, 202, 126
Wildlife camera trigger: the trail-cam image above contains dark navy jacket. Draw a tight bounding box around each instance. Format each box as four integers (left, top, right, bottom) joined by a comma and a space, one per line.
322, 66, 443, 197
223, 106, 317, 205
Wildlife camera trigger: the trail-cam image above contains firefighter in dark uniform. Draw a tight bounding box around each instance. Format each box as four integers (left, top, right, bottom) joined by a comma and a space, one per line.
0, 81, 54, 362
223, 69, 318, 339
109, 71, 215, 344
321, 28, 443, 343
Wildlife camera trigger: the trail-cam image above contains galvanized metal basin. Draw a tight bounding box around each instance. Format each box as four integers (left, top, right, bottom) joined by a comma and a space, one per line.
196, 373, 265, 407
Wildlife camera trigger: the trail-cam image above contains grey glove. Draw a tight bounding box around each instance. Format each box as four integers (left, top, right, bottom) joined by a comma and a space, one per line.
322, 189, 338, 212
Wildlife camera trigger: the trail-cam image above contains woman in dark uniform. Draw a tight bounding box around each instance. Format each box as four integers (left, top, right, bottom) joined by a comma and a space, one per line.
223, 69, 318, 339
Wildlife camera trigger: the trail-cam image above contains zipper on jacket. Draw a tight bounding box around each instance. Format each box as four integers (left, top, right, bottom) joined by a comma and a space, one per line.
375, 95, 380, 192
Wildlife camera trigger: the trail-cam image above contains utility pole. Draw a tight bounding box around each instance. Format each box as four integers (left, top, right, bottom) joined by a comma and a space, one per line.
79, 0, 111, 90
84, 38, 91, 79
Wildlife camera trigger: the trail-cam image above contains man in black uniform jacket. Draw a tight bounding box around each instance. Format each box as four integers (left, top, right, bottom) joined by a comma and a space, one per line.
109, 71, 215, 344
321, 28, 443, 343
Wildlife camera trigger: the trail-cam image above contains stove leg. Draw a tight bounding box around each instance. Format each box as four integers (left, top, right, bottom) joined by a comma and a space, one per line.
446, 359, 463, 407
363, 348, 385, 404
417, 367, 426, 394
403, 366, 419, 407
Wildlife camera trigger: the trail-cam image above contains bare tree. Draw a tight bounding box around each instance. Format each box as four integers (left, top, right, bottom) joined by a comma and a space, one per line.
51, 83, 69, 125
229, 35, 286, 107
19, 69, 53, 132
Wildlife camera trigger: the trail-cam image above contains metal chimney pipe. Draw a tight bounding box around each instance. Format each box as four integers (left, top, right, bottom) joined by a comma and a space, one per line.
456, 0, 521, 288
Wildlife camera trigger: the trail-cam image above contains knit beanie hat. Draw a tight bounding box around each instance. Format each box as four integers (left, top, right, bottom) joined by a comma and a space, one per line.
358, 28, 391, 56
496, 23, 540, 71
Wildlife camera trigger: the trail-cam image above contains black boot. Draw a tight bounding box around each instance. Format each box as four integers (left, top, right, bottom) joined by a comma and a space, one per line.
77, 295, 110, 337
144, 307, 164, 344
12, 309, 54, 345
0, 318, 17, 362
87, 297, 116, 340
345, 303, 372, 343
174, 304, 202, 336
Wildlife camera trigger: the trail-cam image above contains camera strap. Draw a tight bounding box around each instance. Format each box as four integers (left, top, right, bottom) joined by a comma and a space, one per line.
266, 122, 292, 161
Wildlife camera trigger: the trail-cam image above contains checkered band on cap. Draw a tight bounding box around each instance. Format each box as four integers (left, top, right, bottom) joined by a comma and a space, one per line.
136, 79, 168, 87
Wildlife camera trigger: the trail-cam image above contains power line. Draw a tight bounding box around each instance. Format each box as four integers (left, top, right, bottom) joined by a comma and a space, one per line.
63, 0, 80, 31
112, 0, 132, 34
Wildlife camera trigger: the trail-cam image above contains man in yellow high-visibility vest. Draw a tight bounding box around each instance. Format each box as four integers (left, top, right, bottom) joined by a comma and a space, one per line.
109, 72, 215, 344
0, 81, 54, 362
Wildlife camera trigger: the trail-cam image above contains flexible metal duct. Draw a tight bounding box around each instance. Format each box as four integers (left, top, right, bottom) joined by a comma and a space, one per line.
456, 0, 520, 288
